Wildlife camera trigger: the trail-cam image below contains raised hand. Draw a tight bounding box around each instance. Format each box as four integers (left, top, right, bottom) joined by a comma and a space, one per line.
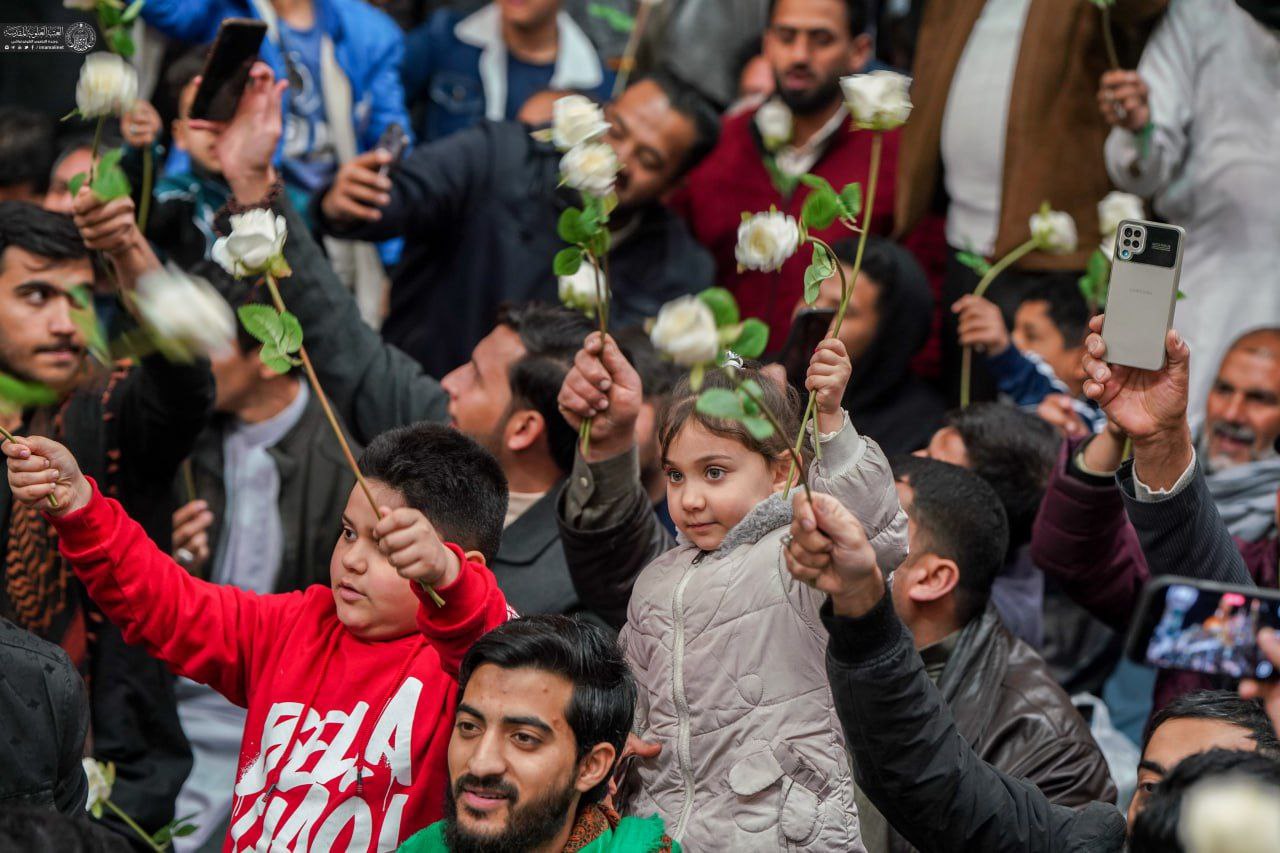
72, 187, 140, 256
374, 506, 461, 588
557, 332, 644, 462
783, 491, 882, 616
953, 294, 1011, 357
806, 338, 852, 434
3, 435, 91, 516
1098, 70, 1151, 132
120, 99, 162, 149
188, 62, 289, 203
172, 500, 213, 573
1036, 394, 1090, 440
320, 150, 393, 225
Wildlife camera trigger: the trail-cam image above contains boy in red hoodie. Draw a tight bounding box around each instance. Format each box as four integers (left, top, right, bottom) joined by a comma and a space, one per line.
4, 422, 511, 852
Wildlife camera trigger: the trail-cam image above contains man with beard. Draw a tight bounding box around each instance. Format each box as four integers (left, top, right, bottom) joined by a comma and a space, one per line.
670, 0, 897, 352
397, 615, 677, 853
0, 198, 212, 843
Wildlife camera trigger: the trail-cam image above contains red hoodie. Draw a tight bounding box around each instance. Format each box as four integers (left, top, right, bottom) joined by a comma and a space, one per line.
52, 483, 509, 852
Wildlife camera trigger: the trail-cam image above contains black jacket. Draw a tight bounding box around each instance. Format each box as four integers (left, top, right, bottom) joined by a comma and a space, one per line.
182, 390, 356, 593
0, 354, 212, 842
824, 593, 1127, 853
313, 120, 714, 377
0, 617, 88, 815
211, 195, 602, 622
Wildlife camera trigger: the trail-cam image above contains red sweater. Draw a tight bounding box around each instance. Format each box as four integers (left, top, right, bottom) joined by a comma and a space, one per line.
52, 483, 509, 852
672, 108, 900, 350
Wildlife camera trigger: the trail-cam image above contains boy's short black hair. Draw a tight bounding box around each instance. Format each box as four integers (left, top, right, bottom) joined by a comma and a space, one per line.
630, 71, 721, 176
358, 423, 508, 563
0, 107, 56, 196
943, 402, 1059, 550
1144, 690, 1280, 755
1129, 749, 1280, 853
768, 0, 869, 36
1017, 278, 1091, 349
496, 302, 594, 475
0, 202, 88, 272
165, 47, 210, 110
891, 455, 1010, 624
458, 615, 636, 804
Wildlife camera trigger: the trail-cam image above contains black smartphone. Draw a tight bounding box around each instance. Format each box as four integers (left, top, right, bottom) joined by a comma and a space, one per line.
189, 19, 268, 122
775, 308, 836, 392
376, 123, 408, 178
1127, 577, 1280, 681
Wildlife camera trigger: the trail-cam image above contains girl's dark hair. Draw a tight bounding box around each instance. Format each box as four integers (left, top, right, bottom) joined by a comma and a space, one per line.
658, 364, 802, 468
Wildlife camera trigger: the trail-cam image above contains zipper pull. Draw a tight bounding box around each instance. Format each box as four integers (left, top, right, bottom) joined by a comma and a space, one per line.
356, 766, 364, 796
257, 782, 277, 815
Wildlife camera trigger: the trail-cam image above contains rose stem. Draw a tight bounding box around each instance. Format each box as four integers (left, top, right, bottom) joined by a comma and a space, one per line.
0, 425, 59, 509
735, 375, 813, 505
959, 238, 1038, 408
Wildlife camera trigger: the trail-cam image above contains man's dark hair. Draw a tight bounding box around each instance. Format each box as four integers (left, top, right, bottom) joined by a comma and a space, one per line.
1017, 277, 1091, 349
892, 456, 1010, 624
1129, 749, 1280, 853
165, 48, 209, 108
943, 403, 1059, 550
632, 70, 721, 176
496, 302, 594, 475
0, 202, 88, 273
0, 806, 131, 852
1143, 690, 1280, 755
768, 0, 870, 36
358, 423, 508, 563
0, 107, 56, 196
458, 615, 637, 804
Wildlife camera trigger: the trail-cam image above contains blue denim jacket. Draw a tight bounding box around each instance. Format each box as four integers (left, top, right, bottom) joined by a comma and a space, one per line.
403, 5, 614, 143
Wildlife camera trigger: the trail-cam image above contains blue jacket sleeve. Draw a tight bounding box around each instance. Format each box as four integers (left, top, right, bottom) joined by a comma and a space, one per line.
140, 0, 225, 44
985, 346, 1067, 408
358, 15, 415, 152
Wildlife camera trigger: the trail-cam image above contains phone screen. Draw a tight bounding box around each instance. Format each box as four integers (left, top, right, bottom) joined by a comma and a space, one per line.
1136, 582, 1280, 680
189, 19, 268, 122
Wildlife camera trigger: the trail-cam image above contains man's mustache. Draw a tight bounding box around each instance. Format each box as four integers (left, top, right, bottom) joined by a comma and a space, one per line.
1213, 421, 1257, 445
454, 773, 519, 803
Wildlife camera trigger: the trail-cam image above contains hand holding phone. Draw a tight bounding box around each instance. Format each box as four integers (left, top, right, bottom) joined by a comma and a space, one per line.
1100, 219, 1185, 371
189, 19, 268, 123
376, 123, 408, 178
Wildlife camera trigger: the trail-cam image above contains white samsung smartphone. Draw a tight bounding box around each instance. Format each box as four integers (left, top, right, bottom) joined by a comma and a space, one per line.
1100, 220, 1185, 371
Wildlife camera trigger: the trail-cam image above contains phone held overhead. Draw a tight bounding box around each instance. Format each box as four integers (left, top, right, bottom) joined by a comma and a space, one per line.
189, 19, 269, 123
1100, 219, 1185, 371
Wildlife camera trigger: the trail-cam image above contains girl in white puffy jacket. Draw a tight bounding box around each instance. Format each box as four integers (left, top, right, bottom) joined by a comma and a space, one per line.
559, 338, 909, 852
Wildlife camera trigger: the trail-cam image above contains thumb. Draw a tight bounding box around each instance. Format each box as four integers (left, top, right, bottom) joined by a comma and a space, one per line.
632, 739, 662, 759
811, 492, 862, 548
600, 336, 640, 389
1165, 328, 1190, 372
792, 489, 817, 532
20, 435, 65, 463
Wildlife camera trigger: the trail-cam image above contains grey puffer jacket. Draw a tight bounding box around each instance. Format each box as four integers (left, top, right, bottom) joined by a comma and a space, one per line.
619, 417, 908, 851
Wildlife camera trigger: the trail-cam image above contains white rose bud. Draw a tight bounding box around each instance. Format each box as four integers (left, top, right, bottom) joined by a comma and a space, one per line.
75, 52, 139, 119
212, 209, 290, 278
561, 142, 620, 198
1029, 208, 1079, 254
1097, 191, 1144, 258
755, 99, 793, 152
735, 210, 801, 272
135, 265, 237, 362
82, 758, 113, 815
558, 259, 602, 315
1179, 776, 1280, 853
550, 94, 610, 151
650, 295, 720, 367
840, 70, 912, 131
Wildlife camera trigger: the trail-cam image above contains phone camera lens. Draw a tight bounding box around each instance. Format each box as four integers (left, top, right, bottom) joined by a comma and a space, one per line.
1119, 249, 1132, 260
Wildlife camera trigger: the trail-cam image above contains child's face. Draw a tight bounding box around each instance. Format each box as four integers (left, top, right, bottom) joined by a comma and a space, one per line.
663, 420, 788, 551
1012, 300, 1086, 395
330, 479, 421, 641
173, 80, 222, 174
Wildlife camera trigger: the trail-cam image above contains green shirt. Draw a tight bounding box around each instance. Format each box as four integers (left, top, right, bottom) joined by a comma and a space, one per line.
396, 814, 679, 853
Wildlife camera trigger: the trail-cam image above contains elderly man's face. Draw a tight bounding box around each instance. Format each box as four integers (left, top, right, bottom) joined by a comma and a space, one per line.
1202, 333, 1280, 473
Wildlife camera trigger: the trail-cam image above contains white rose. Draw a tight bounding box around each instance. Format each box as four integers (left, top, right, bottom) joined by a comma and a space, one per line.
1097, 191, 1144, 242
212, 209, 289, 277
755, 99, 792, 152
135, 265, 237, 361
561, 142, 620, 198
840, 71, 912, 131
550, 95, 610, 151
651, 296, 720, 367
75, 52, 139, 119
1180, 776, 1280, 853
1029, 208, 1078, 254
558, 259, 602, 315
735, 211, 801, 272
82, 758, 113, 815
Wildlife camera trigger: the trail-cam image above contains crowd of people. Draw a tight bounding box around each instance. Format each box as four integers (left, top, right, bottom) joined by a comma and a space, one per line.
0, 0, 1278, 851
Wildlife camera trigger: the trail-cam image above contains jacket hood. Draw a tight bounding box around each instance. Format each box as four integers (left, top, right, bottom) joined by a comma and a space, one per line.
674, 492, 792, 555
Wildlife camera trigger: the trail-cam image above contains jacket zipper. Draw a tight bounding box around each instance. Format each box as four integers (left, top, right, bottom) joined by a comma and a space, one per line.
671, 553, 704, 839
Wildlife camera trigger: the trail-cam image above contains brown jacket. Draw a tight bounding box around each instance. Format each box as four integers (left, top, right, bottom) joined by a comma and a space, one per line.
895, 0, 1167, 269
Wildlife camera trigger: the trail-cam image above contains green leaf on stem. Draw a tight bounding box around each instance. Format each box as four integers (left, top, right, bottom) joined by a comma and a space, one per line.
277, 310, 303, 353
69, 285, 109, 365
732, 318, 769, 360
259, 343, 299, 376
553, 246, 583, 276
68, 172, 88, 198
90, 148, 131, 201
798, 174, 835, 196
109, 28, 135, 57
588, 2, 636, 33
696, 387, 745, 420
738, 378, 765, 399
689, 362, 705, 392
237, 304, 283, 346
586, 228, 610, 258
956, 250, 992, 277
803, 243, 835, 304
838, 183, 863, 220
99, 3, 122, 26
1176, 290, 1186, 301
742, 416, 774, 440
120, 0, 145, 24
800, 185, 840, 230
1078, 249, 1111, 311
557, 208, 587, 244
738, 389, 760, 416
0, 372, 58, 409
697, 287, 739, 328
